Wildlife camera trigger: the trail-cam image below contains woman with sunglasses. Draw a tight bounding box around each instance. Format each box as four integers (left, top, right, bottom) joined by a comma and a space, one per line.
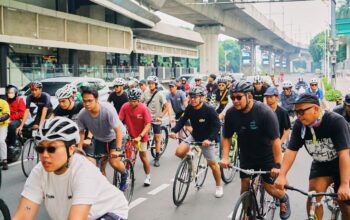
306, 78, 328, 110
12, 117, 128, 220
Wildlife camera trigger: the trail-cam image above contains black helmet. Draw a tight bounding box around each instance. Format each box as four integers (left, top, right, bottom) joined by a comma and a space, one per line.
230, 80, 253, 94
189, 86, 205, 96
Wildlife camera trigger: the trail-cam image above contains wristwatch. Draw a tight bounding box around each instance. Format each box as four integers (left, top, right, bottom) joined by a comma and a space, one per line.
273, 163, 281, 169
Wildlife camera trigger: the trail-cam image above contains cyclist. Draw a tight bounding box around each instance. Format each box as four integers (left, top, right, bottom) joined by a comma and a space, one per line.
176, 79, 185, 92
166, 80, 188, 121
333, 93, 350, 123
214, 77, 229, 114
275, 93, 350, 220
169, 87, 223, 198
264, 87, 291, 149
141, 76, 169, 167
17, 81, 53, 133
119, 88, 152, 186
0, 96, 10, 170
50, 84, 83, 122
108, 78, 128, 114
252, 75, 268, 102
206, 74, 218, 102
139, 80, 148, 93
5, 84, 25, 169
295, 76, 308, 92
306, 78, 328, 110
76, 81, 91, 103
280, 80, 298, 117
194, 77, 205, 89
219, 80, 291, 220
181, 77, 190, 94
12, 117, 128, 220
76, 87, 128, 190
225, 75, 233, 89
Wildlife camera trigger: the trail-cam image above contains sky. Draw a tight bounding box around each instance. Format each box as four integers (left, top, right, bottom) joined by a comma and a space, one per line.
155, 0, 330, 45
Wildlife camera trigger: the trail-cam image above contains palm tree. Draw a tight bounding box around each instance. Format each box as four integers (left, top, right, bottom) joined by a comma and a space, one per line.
337, 0, 350, 19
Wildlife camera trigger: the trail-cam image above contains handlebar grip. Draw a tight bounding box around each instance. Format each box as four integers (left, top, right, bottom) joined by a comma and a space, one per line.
284, 185, 294, 190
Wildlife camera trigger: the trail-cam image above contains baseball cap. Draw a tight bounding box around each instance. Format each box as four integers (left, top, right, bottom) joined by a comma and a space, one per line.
168, 80, 176, 86
292, 93, 320, 106
264, 87, 279, 96
345, 94, 350, 105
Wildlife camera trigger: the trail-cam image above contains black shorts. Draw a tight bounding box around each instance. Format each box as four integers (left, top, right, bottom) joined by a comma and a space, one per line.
33, 108, 52, 125
152, 123, 161, 134
239, 158, 275, 185
85, 138, 116, 156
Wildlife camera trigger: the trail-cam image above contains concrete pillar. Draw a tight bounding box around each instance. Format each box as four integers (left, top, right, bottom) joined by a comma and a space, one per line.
114, 54, 120, 66
68, 49, 78, 76
137, 54, 142, 66
89, 5, 105, 66
239, 38, 256, 76
0, 43, 8, 87
194, 25, 224, 75
274, 50, 283, 74
186, 58, 189, 68
306, 60, 312, 73
154, 55, 158, 77
130, 52, 136, 67
260, 46, 273, 74
172, 57, 176, 78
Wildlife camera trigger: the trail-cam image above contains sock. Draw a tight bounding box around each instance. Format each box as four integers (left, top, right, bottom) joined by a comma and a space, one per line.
280, 194, 288, 202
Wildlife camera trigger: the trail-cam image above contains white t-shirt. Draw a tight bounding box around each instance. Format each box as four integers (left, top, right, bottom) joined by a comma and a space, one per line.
21, 154, 128, 220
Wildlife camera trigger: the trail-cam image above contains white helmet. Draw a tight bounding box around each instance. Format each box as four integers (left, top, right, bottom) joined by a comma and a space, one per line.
56, 85, 74, 99
310, 78, 318, 84
298, 76, 304, 82
253, 75, 263, 83
147, 75, 159, 84
113, 78, 126, 87
282, 80, 293, 88
35, 117, 80, 144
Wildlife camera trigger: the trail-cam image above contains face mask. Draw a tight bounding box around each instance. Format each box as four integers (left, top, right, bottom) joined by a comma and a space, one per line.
7, 93, 15, 99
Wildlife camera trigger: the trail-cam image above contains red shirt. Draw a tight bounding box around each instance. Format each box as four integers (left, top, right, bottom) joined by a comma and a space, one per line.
7, 96, 25, 121
119, 102, 152, 142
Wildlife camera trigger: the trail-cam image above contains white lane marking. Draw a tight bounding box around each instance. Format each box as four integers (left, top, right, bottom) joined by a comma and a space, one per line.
9, 160, 22, 167
129, 198, 147, 209
147, 184, 170, 195
228, 211, 233, 219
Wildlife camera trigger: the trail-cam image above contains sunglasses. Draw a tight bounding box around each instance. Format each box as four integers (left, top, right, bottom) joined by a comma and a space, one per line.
35, 146, 59, 154
310, 84, 318, 87
231, 95, 244, 101
189, 95, 200, 99
294, 106, 314, 116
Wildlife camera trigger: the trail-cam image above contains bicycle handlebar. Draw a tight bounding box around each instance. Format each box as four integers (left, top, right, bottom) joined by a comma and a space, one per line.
285, 185, 338, 198
89, 153, 125, 160
231, 166, 271, 175
175, 137, 215, 146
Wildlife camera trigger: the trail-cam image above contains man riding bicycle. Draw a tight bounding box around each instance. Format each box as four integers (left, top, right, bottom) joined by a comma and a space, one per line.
252, 75, 268, 103
169, 86, 223, 198
306, 78, 328, 110
333, 93, 350, 123
219, 80, 291, 220
108, 78, 128, 114
275, 93, 350, 220
119, 88, 152, 187
280, 80, 298, 117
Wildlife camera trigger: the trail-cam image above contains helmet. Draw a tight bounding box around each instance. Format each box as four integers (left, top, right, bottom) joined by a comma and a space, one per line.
189, 86, 205, 96
253, 75, 263, 84
298, 76, 304, 82
224, 75, 233, 82
194, 76, 201, 81
113, 78, 126, 87
35, 117, 80, 144
310, 78, 318, 84
66, 84, 77, 93
77, 81, 91, 88
147, 75, 159, 84
217, 77, 227, 84
181, 77, 187, 81
230, 80, 253, 94
29, 81, 42, 89
56, 85, 74, 99
282, 80, 293, 88
128, 88, 142, 100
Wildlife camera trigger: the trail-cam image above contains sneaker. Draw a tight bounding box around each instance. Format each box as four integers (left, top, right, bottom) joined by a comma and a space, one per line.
2, 160, 8, 170
144, 176, 151, 187
154, 158, 160, 167
119, 170, 128, 191
280, 194, 291, 220
215, 186, 224, 198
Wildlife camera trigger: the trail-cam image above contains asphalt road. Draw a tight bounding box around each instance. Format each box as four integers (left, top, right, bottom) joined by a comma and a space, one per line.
1, 73, 347, 220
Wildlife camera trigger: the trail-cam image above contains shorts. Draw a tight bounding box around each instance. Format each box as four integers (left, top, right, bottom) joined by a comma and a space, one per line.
239, 158, 275, 185
96, 212, 125, 220
85, 138, 117, 156
136, 142, 148, 152
33, 108, 51, 125
152, 123, 161, 134
183, 135, 216, 161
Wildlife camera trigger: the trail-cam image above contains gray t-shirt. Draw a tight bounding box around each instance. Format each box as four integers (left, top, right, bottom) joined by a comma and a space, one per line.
166, 90, 186, 114
141, 90, 167, 124
77, 102, 124, 142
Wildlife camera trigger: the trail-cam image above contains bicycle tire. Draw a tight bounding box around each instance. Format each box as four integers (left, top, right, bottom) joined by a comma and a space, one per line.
232, 191, 256, 220
194, 152, 208, 188
0, 199, 11, 220
172, 159, 191, 206
21, 139, 38, 178
220, 139, 239, 184
150, 126, 168, 159
255, 182, 277, 220
113, 159, 135, 204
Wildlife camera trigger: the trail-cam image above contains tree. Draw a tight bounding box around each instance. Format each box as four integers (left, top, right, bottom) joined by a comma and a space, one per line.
219, 40, 241, 72
337, 0, 350, 19
309, 32, 327, 68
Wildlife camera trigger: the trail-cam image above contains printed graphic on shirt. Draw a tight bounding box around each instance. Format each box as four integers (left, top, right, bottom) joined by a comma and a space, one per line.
305, 138, 337, 162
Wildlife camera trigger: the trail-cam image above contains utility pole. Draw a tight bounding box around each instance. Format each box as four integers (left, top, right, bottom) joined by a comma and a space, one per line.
330, 0, 337, 89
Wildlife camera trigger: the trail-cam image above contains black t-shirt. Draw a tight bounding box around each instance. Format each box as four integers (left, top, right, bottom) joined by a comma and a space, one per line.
274, 106, 291, 138
289, 111, 350, 162
53, 102, 83, 122
333, 105, 350, 123
107, 92, 128, 113
171, 103, 220, 142
253, 86, 268, 102
26, 92, 53, 112
206, 83, 218, 99
223, 101, 280, 164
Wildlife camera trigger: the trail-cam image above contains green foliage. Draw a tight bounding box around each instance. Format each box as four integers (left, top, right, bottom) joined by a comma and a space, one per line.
337, 44, 346, 62
337, 0, 350, 19
309, 32, 327, 63
322, 77, 342, 101
219, 40, 241, 72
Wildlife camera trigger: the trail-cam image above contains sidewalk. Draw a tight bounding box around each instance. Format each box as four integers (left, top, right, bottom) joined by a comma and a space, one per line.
335, 75, 350, 95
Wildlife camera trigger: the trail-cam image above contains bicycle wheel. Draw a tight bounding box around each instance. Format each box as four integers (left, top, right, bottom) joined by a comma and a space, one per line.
194, 152, 208, 188
232, 191, 256, 220
21, 139, 38, 177
221, 140, 239, 184
172, 159, 191, 206
0, 199, 11, 220
255, 182, 276, 220
113, 159, 135, 204
150, 126, 168, 159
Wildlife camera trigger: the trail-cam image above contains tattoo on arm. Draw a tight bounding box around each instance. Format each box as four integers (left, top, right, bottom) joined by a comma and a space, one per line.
25, 206, 31, 211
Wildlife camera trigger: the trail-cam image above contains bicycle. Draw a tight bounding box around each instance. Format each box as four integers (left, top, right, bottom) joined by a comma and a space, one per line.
0, 169, 11, 220
324, 184, 341, 220
148, 122, 169, 159
231, 167, 278, 220
285, 185, 339, 220
19, 126, 39, 177
220, 132, 239, 184
172, 139, 210, 206
173, 118, 190, 144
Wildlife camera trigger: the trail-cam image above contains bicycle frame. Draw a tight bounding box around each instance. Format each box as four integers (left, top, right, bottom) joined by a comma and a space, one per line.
125, 137, 140, 165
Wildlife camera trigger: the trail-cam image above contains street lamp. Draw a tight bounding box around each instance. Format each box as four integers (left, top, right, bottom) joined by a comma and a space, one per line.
224, 50, 232, 73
